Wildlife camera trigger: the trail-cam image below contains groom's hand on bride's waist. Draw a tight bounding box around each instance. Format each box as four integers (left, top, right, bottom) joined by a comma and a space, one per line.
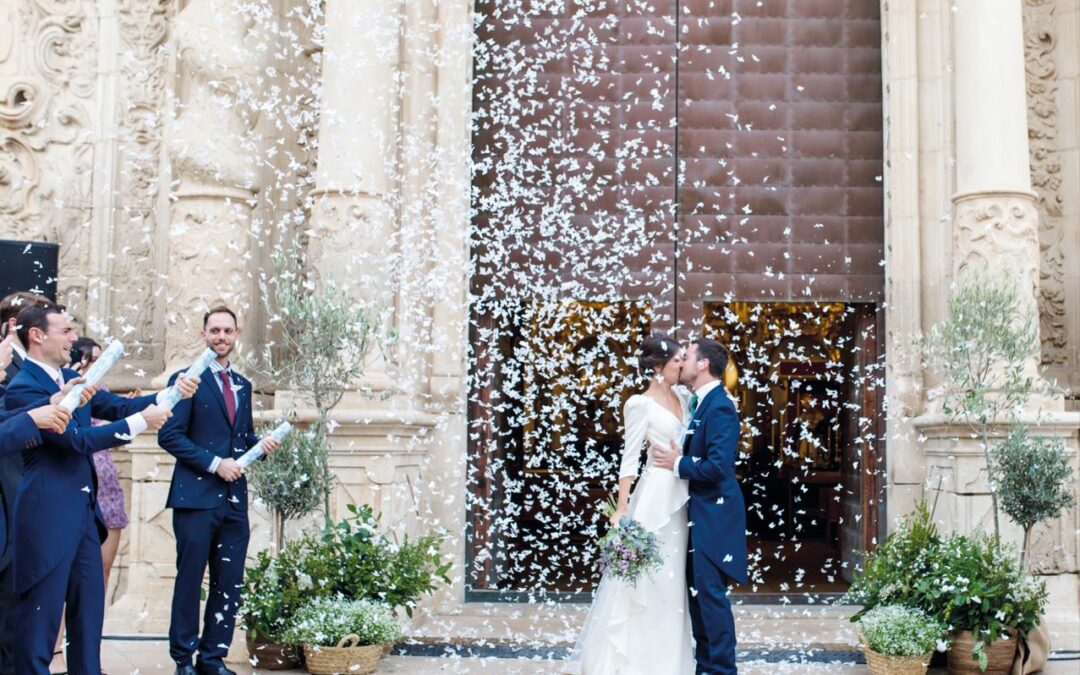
651, 440, 679, 471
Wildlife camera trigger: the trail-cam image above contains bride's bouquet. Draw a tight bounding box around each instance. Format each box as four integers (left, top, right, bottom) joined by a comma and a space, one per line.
598, 496, 664, 584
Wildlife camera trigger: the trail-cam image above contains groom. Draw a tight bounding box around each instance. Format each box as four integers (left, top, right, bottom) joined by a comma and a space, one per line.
654, 337, 747, 674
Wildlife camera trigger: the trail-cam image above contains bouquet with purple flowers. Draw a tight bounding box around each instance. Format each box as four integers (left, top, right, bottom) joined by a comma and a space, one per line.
598, 497, 664, 584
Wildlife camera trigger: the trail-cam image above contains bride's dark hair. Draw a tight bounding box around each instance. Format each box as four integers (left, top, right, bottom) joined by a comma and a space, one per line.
638, 332, 681, 377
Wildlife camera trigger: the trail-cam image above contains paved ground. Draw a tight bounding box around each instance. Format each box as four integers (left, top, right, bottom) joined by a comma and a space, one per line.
99, 639, 1080, 674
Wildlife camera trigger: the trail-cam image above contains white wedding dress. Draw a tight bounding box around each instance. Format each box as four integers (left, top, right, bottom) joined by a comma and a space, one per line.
565, 390, 695, 675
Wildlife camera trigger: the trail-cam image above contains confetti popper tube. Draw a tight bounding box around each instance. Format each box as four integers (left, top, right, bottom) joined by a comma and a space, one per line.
158, 348, 216, 411
237, 421, 293, 469
59, 340, 125, 412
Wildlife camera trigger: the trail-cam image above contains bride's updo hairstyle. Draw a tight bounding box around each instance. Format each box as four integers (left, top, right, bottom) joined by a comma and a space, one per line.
638, 333, 681, 377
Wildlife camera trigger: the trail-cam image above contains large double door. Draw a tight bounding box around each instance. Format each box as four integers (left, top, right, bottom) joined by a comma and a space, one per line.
468, 0, 884, 599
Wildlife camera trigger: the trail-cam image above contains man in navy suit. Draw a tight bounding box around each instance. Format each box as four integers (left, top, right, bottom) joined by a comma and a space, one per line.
654, 338, 747, 675
5, 303, 198, 675
158, 306, 279, 675
0, 290, 52, 675
0, 384, 83, 555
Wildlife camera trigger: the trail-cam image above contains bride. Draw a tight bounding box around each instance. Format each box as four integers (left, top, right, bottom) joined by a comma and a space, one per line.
566, 333, 695, 674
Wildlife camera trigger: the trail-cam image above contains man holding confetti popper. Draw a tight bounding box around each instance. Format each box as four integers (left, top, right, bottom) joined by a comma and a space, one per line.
158, 306, 280, 675
4, 303, 200, 675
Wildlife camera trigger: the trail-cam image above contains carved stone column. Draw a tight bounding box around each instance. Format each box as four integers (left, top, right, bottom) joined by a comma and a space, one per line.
951, 0, 1040, 303
911, 0, 1080, 649
157, 0, 268, 380
305, 0, 403, 395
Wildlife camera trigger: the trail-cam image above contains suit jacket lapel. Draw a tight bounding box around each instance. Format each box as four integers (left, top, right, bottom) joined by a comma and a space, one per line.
23, 360, 60, 394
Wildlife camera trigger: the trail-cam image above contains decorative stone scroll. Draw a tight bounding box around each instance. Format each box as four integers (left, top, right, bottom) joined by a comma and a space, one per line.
1023, 0, 1068, 366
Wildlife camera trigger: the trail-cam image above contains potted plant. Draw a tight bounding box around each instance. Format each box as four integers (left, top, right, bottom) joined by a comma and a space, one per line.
314, 503, 452, 617
857, 605, 941, 675
918, 535, 1047, 674
240, 539, 313, 670
283, 596, 401, 675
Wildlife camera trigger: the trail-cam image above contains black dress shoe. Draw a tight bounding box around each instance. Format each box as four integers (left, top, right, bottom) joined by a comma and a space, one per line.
196, 667, 236, 675
173, 666, 197, 675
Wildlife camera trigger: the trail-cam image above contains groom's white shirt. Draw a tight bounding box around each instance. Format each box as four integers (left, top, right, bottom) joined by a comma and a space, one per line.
672, 378, 722, 479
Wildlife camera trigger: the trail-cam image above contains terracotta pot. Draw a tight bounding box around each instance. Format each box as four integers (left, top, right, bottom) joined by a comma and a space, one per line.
245, 633, 302, 671
947, 630, 1017, 675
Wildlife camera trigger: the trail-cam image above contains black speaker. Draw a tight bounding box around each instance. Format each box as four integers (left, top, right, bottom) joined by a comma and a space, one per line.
0, 239, 59, 302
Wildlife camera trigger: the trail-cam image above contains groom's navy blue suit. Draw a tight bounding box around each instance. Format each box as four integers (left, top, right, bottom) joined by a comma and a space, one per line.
678, 382, 747, 675
6, 360, 156, 674
158, 366, 259, 672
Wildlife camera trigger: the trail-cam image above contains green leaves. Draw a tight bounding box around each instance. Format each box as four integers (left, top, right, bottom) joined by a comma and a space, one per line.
858, 605, 941, 657
248, 422, 333, 523
922, 269, 1054, 540
992, 426, 1075, 537
846, 502, 1047, 668
242, 505, 451, 642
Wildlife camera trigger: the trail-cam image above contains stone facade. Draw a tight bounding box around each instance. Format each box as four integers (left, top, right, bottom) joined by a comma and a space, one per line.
1, 0, 1078, 654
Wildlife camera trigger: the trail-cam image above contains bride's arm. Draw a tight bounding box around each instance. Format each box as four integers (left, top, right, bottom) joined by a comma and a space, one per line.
612, 396, 648, 525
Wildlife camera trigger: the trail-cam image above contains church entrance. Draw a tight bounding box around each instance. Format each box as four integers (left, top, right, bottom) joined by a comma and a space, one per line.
467, 0, 885, 602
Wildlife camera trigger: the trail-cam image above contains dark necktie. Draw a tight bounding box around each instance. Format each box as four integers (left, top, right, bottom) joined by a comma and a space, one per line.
218, 371, 236, 426
689, 393, 699, 417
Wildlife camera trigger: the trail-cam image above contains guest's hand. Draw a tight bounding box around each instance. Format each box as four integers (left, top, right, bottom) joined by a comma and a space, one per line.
124, 387, 143, 399
28, 405, 72, 434
652, 440, 680, 471
175, 374, 199, 399
50, 377, 96, 408
216, 458, 243, 482
0, 333, 15, 377
140, 404, 171, 432
261, 436, 281, 455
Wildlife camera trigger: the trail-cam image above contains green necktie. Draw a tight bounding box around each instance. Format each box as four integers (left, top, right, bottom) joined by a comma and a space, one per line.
689, 393, 699, 417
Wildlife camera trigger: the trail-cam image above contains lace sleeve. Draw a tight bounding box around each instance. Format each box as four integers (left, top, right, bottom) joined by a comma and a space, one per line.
619, 395, 649, 479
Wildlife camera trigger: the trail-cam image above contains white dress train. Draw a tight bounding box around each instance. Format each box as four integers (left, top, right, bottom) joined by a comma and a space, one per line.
565, 391, 695, 675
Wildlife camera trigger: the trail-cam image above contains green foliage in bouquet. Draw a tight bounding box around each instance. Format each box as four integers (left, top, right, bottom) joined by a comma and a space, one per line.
858, 605, 942, 658
282, 596, 400, 648
991, 425, 1076, 569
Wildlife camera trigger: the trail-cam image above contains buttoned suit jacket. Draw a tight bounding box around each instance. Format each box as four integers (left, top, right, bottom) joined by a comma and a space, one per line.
678, 384, 749, 585
158, 368, 260, 511
5, 361, 157, 592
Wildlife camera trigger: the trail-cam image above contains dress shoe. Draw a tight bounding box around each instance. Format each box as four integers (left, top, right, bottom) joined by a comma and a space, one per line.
196, 666, 236, 675
173, 666, 197, 675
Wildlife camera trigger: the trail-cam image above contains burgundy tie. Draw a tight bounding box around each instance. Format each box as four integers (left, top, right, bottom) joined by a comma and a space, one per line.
218, 371, 237, 426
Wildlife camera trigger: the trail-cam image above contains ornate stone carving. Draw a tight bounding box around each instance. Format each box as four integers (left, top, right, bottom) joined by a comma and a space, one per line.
161, 0, 269, 374
169, 0, 266, 190
102, 0, 172, 367
952, 191, 1041, 296
1023, 0, 1068, 366
0, 0, 95, 312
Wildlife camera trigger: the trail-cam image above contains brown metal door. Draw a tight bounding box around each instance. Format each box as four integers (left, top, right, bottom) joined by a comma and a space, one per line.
675, 0, 884, 326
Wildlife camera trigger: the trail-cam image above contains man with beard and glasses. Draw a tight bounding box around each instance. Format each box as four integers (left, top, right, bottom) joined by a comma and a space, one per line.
157, 306, 280, 675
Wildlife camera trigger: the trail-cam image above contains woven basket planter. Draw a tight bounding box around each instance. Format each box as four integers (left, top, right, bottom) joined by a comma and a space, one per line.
861, 641, 932, 675
246, 634, 302, 670
302, 635, 391, 675
947, 630, 1017, 675
859, 635, 932, 675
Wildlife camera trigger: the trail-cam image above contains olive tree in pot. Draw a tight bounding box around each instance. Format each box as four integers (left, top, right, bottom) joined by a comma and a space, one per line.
921, 271, 1070, 673
241, 247, 387, 667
